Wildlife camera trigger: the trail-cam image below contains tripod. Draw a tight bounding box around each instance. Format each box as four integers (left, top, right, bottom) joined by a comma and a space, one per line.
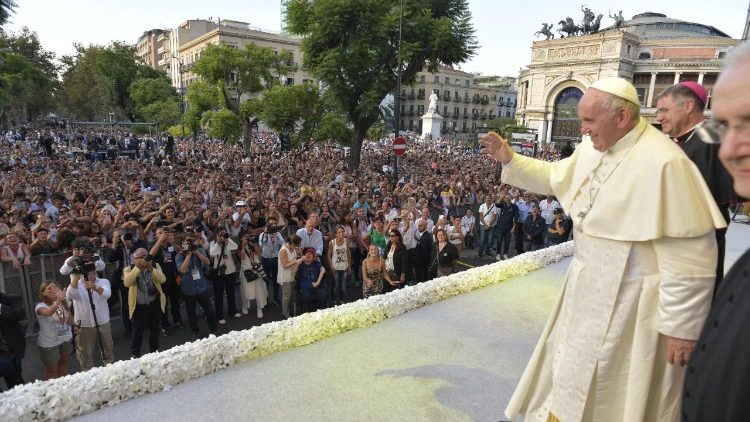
86, 283, 106, 360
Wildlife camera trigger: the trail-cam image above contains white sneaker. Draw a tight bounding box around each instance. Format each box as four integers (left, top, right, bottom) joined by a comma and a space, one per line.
233, 313, 242, 318
241, 308, 248, 315
257, 309, 264, 318
495, 254, 502, 260
503, 254, 509, 260
218, 319, 226, 325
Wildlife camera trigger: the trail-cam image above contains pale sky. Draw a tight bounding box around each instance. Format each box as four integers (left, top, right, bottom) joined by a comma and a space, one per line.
5, 0, 749, 76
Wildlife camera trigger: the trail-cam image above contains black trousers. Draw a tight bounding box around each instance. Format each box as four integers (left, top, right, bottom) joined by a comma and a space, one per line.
514, 223, 525, 255
714, 227, 727, 299
496, 227, 512, 255
212, 272, 238, 320
130, 299, 161, 357
120, 284, 132, 334
160, 277, 183, 327
414, 260, 429, 284
183, 290, 218, 334
261, 257, 280, 304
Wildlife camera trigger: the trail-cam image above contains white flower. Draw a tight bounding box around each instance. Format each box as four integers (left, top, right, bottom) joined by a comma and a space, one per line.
0, 242, 574, 421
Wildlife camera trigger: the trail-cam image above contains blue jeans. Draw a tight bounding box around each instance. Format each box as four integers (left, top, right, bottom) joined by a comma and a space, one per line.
333, 270, 348, 302
183, 290, 218, 334
495, 226, 512, 255
478, 225, 494, 255
300, 287, 328, 313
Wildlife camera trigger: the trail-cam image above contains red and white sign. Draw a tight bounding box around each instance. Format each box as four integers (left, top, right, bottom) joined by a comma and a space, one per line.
393, 136, 407, 156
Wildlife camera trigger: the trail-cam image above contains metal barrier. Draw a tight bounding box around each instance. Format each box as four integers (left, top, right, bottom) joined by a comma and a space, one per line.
0, 252, 120, 337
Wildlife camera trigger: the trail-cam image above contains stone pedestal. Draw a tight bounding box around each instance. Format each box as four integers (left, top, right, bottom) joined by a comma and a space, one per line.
420, 111, 443, 140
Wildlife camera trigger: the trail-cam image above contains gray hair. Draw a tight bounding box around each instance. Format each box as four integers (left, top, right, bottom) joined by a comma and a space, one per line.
725, 40, 750, 66
655, 84, 705, 111
599, 93, 640, 123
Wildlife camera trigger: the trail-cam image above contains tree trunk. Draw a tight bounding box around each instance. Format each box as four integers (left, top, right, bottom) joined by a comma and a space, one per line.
242, 117, 251, 154
348, 124, 365, 171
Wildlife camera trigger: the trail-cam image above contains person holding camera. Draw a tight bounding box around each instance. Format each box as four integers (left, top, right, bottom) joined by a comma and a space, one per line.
108, 231, 146, 337
237, 233, 268, 318
546, 208, 573, 246
123, 248, 166, 358
35, 281, 73, 380
209, 229, 239, 324
149, 228, 183, 333
176, 236, 218, 340
259, 217, 284, 306
59, 237, 106, 279
65, 261, 114, 371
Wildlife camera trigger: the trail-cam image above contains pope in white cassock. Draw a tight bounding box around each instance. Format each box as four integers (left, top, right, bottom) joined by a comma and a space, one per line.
480, 78, 726, 422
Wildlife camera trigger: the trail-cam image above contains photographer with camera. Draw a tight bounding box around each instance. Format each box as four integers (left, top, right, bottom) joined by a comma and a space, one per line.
149, 227, 183, 333
123, 248, 166, 358
65, 260, 114, 371
108, 231, 146, 337
59, 237, 106, 279
176, 235, 218, 340
237, 232, 268, 318
209, 229, 239, 324
259, 217, 283, 306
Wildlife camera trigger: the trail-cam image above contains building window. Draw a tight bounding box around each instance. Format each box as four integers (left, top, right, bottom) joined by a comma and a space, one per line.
465, 80, 470, 87
638, 52, 651, 59
636, 87, 646, 106
434, 75, 440, 83
285, 77, 294, 85
506, 111, 511, 117
718, 52, 726, 59
420, 75, 425, 83
445, 76, 450, 84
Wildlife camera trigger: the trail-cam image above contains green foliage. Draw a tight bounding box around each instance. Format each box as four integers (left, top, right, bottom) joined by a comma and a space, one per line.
486, 116, 517, 132
129, 77, 177, 112
192, 42, 296, 147
201, 108, 241, 142
286, 0, 478, 169
167, 125, 192, 138
183, 81, 219, 134
60, 42, 163, 121
193, 43, 292, 112
0, 50, 53, 123
253, 84, 350, 147
139, 99, 181, 128
0, 27, 57, 122
131, 123, 155, 135
0, 0, 17, 26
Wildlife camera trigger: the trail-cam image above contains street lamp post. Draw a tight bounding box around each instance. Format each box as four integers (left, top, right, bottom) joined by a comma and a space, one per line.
393, 0, 404, 187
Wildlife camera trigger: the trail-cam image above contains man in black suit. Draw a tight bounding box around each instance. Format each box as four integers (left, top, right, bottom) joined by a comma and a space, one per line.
413, 219, 433, 283
656, 82, 739, 289
0, 292, 26, 390
682, 41, 750, 421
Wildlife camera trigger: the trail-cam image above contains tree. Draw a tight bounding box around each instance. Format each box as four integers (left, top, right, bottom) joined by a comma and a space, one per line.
286, 0, 477, 170
0, 27, 58, 82
202, 108, 240, 142
248, 84, 351, 148
0, 0, 16, 26
0, 50, 53, 123
60, 42, 161, 120
183, 81, 218, 137
193, 43, 293, 149
129, 76, 180, 127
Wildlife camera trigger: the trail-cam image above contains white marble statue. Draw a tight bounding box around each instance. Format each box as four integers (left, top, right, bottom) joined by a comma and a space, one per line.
427, 91, 438, 114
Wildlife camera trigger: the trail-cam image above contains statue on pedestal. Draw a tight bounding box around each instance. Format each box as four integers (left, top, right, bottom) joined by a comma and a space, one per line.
427, 91, 438, 114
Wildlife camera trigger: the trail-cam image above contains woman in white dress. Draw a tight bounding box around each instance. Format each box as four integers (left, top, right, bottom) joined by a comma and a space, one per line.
237, 233, 268, 319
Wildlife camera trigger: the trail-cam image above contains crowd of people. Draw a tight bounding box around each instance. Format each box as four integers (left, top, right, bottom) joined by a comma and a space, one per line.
0, 121, 570, 388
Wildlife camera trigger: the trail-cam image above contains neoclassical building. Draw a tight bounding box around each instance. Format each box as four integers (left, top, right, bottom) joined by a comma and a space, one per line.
516, 12, 740, 147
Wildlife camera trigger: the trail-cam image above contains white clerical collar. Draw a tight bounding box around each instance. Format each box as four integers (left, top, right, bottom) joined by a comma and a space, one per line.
607, 118, 647, 155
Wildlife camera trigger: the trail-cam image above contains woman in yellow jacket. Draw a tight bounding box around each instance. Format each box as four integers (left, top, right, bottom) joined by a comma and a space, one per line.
123, 248, 166, 358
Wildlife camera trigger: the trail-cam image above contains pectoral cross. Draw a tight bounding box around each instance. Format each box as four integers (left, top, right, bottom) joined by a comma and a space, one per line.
576, 210, 588, 233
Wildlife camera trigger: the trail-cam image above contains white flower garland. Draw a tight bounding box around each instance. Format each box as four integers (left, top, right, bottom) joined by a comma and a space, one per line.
0, 242, 574, 421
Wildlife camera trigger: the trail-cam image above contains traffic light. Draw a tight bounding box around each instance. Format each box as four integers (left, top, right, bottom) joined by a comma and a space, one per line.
279, 132, 291, 152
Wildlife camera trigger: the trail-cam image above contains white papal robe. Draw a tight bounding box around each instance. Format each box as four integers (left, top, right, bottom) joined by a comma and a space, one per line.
501, 118, 726, 422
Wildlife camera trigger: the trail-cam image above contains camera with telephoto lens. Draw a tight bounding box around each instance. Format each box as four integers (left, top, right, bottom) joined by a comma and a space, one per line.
182, 239, 198, 252
265, 223, 279, 234
74, 260, 96, 275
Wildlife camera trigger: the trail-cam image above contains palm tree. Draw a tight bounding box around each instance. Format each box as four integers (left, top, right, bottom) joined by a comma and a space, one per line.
0, 0, 17, 26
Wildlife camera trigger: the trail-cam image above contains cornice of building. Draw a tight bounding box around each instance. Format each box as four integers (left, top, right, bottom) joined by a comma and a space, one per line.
180, 27, 300, 52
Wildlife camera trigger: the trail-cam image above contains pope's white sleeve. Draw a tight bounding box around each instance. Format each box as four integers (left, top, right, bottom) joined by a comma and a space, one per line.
500, 154, 554, 195
652, 232, 717, 340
